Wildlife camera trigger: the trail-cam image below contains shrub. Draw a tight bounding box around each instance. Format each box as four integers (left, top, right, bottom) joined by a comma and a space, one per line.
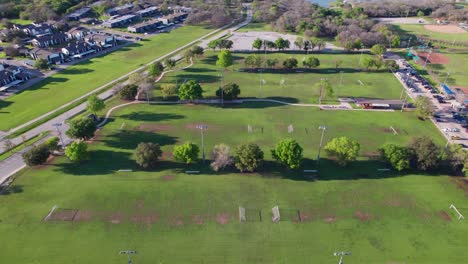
134, 142, 163, 169
271, 139, 303, 169
119, 84, 138, 100
216, 83, 240, 100
161, 84, 178, 99
45, 136, 60, 151
66, 117, 97, 140
22, 144, 50, 166
211, 144, 233, 171
234, 143, 264, 172
324, 137, 360, 166
65, 140, 88, 163
173, 142, 199, 164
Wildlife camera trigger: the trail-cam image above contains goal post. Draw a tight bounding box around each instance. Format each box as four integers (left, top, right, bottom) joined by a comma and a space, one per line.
44, 205, 58, 221
239, 206, 246, 222
272, 206, 280, 222
449, 204, 465, 220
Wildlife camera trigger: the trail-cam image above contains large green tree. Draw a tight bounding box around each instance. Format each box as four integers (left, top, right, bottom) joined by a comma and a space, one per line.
282, 58, 298, 70
271, 139, 303, 169
134, 142, 163, 169
86, 94, 105, 116
216, 49, 233, 70
324, 137, 360, 166
379, 143, 411, 171
65, 140, 88, 163
252, 38, 263, 51
178, 80, 203, 100
216, 83, 240, 100
302, 56, 320, 68
66, 117, 97, 140
173, 142, 199, 164
22, 144, 50, 166
408, 136, 440, 171
415, 96, 434, 120
370, 44, 386, 56
234, 143, 264, 172
148, 61, 164, 77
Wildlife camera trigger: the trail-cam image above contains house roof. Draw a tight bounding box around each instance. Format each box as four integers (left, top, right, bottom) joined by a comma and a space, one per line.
128, 19, 162, 29
107, 4, 134, 13
136, 6, 158, 15
66, 7, 91, 18
0, 70, 14, 82
68, 27, 89, 35
31, 48, 56, 58
33, 32, 67, 43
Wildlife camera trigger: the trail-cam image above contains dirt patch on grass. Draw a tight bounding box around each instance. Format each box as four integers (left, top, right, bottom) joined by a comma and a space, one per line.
451, 177, 468, 194
138, 123, 175, 132
323, 215, 337, 224
355, 211, 372, 222
107, 212, 124, 224
170, 217, 184, 227
160, 151, 173, 161
73, 210, 92, 222
298, 212, 313, 222
160, 175, 175, 181
135, 200, 145, 210
379, 127, 401, 134
192, 215, 204, 225
417, 52, 450, 64
439, 210, 452, 222
48, 209, 78, 221
131, 213, 159, 226
216, 213, 231, 225
424, 24, 466, 34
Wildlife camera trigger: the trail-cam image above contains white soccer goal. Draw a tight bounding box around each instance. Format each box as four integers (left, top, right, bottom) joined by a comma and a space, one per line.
288, 124, 294, 133
358, 80, 364, 86
450, 204, 465, 220
119, 122, 126, 130
44, 205, 58, 221
239, 206, 246, 222
272, 206, 281, 222
247, 125, 253, 133
390, 126, 398, 135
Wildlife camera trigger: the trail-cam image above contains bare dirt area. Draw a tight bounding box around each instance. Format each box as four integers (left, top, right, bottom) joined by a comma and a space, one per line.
47, 209, 78, 221
185, 123, 220, 132
192, 215, 205, 225
424, 24, 466, 34
73, 210, 93, 222
439, 210, 452, 221
131, 213, 159, 226
355, 211, 373, 222
417, 52, 450, 64
451, 177, 468, 194
107, 212, 124, 224
138, 123, 175, 133
323, 215, 337, 224
215, 213, 231, 225
160, 174, 175, 181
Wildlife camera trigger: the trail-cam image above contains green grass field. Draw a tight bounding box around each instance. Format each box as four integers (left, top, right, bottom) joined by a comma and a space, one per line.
1, 103, 466, 263
237, 22, 273, 32
158, 52, 404, 103
427, 49, 468, 87
392, 24, 468, 43
0, 26, 214, 131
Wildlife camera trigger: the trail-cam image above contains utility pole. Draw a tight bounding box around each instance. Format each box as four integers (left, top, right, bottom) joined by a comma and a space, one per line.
317, 126, 327, 165
318, 78, 325, 105
406, 36, 412, 49
401, 93, 408, 112
423, 48, 432, 69
443, 72, 450, 84
119, 250, 137, 264
52, 123, 65, 147
196, 124, 208, 163
339, 71, 344, 87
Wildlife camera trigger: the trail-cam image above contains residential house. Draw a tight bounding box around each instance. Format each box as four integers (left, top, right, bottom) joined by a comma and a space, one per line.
67, 27, 89, 40
13, 23, 53, 37
85, 34, 117, 48
0, 70, 15, 86
32, 33, 69, 48
0, 65, 30, 91
30, 48, 65, 64
62, 41, 98, 59
102, 14, 138, 28
66, 7, 92, 21
158, 13, 188, 25
4, 65, 30, 81
128, 19, 163, 33
136, 6, 160, 17
106, 4, 134, 16
80, 18, 98, 24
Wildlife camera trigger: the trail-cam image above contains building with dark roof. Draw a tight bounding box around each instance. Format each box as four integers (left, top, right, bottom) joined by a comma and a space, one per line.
30, 48, 65, 64
106, 4, 134, 16
62, 41, 98, 58
136, 6, 160, 17
157, 12, 188, 25
85, 34, 117, 48
356, 99, 406, 109
13, 23, 53, 37
32, 33, 69, 48
102, 14, 138, 28
128, 19, 163, 33
67, 27, 90, 40
66, 7, 92, 21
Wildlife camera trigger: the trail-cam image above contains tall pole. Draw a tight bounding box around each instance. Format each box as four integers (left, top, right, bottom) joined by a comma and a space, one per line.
401, 93, 408, 112
119, 250, 137, 264
339, 71, 344, 87
319, 78, 324, 105
406, 37, 412, 49
423, 48, 432, 69
317, 126, 327, 165
443, 72, 450, 84
52, 123, 65, 147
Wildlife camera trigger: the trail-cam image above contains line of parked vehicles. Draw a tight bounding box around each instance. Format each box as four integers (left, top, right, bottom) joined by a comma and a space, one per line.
396, 61, 437, 94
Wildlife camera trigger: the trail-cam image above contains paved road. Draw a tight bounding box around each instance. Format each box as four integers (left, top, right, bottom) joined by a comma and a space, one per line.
0, 8, 253, 185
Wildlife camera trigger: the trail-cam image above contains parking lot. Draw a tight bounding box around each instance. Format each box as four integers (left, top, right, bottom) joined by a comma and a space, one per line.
394, 58, 468, 148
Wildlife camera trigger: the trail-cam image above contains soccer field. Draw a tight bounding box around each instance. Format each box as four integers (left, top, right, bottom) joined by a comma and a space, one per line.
159, 52, 404, 103
1, 104, 466, 263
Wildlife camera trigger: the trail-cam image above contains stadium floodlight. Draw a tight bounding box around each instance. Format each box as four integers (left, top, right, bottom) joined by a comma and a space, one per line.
52, 122, 65, 147
196, 124, 208, 163
334, 251, 351, 264
317, 126, 327, 165
119, 250, 137, 264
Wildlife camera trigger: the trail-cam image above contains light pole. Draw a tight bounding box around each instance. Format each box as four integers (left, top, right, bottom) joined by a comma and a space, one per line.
339, 71, 344, 87
196, 124, 208, 163
359, 50, 363, 66
119, 250, 137, 264
317, 126, 327, 165
334, 251, 351, 264
443, 72, 450, 84
423, 48, 432, 69
52, 123, 65, 147
406, 36, 412, 49
218, 71, 224, 106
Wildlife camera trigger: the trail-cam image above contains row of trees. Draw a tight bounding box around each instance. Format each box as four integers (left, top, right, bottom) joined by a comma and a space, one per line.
244, 55, 321, 70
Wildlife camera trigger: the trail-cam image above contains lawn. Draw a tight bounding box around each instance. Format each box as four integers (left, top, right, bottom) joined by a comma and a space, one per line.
0, 103, 466, 263
427, 49, 468, 87
158, 52, 405, 103
237, 22, 273, 32
0, 25, 214, 131
392, 24, 468, 43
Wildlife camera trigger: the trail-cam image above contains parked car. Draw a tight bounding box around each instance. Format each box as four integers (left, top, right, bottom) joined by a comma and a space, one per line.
451, 136, 461, 140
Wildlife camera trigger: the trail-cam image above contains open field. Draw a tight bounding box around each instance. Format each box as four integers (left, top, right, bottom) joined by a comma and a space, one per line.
237, 22, 273, 32
158, 52, 404, 103
0, 103, 466, 263
392, 24, 468, 43
0, 26, 214, 131
426, 49, 468, 87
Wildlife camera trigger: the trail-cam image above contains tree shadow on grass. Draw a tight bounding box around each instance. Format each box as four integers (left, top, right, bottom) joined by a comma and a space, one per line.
117, 111, 184, 122
171, 73, 220, 84
218, 99, 299, 109
54, 150, 136, 175
61, 68, 94, 75
0, 185, 23, 195
99, 130, 178, 150
182, 67, 217, 73
0, 100, 13, 113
